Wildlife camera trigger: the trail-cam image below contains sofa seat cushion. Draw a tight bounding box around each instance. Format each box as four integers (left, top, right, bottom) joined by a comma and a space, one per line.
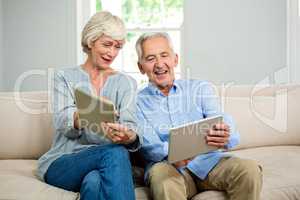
135, 187, 151, 200
0, 160, 79, 200
0, 159, 151, 200
192, 146, 300, 200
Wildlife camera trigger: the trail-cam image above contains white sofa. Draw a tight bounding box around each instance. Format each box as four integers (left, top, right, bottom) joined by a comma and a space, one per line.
0, 84, 300, 200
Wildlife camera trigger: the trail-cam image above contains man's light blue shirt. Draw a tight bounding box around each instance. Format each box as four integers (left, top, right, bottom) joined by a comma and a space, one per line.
137, 79, 240, 181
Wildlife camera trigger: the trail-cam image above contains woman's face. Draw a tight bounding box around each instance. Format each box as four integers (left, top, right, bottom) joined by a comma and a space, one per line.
89, 35, 124, 70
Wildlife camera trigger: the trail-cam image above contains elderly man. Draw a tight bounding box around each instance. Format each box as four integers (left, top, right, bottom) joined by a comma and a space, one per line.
135, 32, 263, 200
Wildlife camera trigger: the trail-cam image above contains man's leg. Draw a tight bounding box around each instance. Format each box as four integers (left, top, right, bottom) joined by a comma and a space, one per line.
148, 162, 195, 200
194, 157, 263, 200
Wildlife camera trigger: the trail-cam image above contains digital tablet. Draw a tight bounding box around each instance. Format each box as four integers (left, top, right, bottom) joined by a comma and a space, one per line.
168, 115, 223, 163
74, 88, 116, 135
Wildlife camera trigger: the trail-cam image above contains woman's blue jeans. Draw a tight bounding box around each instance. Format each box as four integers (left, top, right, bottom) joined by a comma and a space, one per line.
45, 144, 135, 200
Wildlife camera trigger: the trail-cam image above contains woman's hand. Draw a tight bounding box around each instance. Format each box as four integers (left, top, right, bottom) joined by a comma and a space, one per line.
101, 122, 137, 144
73, 111, 80, 129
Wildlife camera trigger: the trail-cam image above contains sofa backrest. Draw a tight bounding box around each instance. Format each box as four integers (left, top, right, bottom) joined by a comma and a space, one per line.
0, 84, 299, 159
0, 92, 53, 159
218, 84, 300, 150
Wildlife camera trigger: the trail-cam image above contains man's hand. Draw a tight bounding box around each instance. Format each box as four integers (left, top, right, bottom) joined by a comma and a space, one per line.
172, 159, 192, 169
206, 122, 230, 148
101, 122, 137, 144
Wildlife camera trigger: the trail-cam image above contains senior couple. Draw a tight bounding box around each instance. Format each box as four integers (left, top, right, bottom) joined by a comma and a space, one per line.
37, 11, 262, 200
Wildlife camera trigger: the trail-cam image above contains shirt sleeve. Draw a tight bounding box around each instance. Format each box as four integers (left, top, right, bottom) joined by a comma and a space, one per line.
223, 113, 240, 149
52, 70, 82, 139
136, 104, 168, 162
200, 81, 240, 149
117, 76, 142, 152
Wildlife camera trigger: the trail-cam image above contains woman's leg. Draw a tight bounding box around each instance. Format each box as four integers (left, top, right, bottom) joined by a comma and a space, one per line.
80, 170, 102, 200
98, 144, 135, 200
45, 144, 135, 200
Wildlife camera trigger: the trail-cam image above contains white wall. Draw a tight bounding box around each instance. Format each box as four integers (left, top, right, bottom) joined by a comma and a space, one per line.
183, 0, 288, 85
0, 0, 3, 91
2, 0, 78, 91
289, 0, 300, 83
76, 0, 96, 65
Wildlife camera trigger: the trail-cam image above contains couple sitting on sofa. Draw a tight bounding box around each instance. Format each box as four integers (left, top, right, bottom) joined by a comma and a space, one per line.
37, 11, 263, 200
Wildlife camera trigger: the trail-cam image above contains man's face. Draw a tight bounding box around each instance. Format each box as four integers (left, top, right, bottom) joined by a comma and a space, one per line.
138, 36, 178, 90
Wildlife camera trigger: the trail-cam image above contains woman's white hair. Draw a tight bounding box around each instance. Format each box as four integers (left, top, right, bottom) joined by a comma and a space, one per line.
135, 32, 175, 62
81, 11, 126, 54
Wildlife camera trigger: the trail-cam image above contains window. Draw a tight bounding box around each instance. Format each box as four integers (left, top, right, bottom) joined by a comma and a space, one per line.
96, 0, 183, 86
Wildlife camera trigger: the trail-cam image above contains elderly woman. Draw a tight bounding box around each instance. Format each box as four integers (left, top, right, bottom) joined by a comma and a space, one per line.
37, 11, 140, 200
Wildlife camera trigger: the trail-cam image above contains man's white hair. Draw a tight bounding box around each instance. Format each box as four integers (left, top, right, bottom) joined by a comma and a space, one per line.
135, 32, 175, 62
81, 11, 126, 54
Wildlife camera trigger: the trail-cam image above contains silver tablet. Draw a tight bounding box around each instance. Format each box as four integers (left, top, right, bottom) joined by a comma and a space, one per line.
74, 88, 116, 135
168, 115, 223, 163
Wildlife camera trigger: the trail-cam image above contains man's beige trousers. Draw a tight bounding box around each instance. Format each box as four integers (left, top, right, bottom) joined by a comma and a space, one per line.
148, 157, 263, 200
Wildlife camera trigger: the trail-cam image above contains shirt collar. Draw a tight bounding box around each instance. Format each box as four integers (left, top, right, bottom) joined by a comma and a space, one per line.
147, 80, 179, 96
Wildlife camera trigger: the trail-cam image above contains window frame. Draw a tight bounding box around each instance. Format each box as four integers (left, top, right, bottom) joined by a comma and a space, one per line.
94, 0, 184, 83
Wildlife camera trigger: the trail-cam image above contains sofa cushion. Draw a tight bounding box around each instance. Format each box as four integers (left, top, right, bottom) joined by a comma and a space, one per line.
0, 159, 151, 200
222, 85, 300, 150
1, 85, 299, 158
132, 166, 146, 187
135, 187, 151, 200
0, 92, 53, 159
0, 160, 78, 200
191, 145, 300, 200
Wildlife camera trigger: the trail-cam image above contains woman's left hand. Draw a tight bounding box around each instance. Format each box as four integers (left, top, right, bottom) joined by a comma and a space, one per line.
101, 122, 137, 144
